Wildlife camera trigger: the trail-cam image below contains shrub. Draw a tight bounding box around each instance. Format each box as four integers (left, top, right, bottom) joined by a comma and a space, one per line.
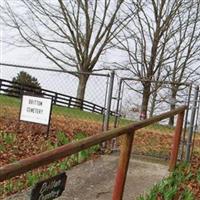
8, 71, 42, 96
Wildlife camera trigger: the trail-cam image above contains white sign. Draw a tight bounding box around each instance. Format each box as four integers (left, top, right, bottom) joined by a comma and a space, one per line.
20, 95, 52, 125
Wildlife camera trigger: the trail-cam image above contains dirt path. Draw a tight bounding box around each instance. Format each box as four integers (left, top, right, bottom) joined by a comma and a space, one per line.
6, 154, 169, 200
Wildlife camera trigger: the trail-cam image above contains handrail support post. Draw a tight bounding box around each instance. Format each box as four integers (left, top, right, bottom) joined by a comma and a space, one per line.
112, 131, 134, 200
169, 111, 185, 171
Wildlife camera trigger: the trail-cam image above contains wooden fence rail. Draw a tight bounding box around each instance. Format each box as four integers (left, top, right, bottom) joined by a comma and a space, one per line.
0, 79, 117, 116
0, 106, 187, 200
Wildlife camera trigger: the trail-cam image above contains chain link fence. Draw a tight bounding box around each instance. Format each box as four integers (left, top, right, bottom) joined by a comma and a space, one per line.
0, 63, 199, 161
112, 76, 200, 161
0, 63, 117, 139
0, 63, 120, 198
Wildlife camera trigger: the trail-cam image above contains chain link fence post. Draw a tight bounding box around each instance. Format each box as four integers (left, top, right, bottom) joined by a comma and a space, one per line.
101, 71, 115, 150
103, 70, 115, 131
186, 85, 199, 161
114, 78, 123, 128
180, 83, 192, 160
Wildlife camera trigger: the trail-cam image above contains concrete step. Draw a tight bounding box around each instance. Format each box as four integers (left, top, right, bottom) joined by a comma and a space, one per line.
5, 155, 169, 200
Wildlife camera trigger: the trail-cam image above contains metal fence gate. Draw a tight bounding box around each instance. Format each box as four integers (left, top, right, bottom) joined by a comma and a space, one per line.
113, 76, 200, 161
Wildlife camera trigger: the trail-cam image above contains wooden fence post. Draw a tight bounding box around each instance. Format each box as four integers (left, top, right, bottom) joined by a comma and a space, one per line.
92, 104, 96, 112
54, 92, 58, 104
169, 111, 185, 171
80, 99, 83, 110
112, 131, 134, 200
68, 97, 72, 107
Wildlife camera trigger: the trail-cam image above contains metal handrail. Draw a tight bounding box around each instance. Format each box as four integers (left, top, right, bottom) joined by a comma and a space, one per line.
0, 106, 187, 200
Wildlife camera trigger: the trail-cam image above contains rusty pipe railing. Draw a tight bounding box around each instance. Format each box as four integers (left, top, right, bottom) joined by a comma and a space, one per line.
0, 106, 186, 200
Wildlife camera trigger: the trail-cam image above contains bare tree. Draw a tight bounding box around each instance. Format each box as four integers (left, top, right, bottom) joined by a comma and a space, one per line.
166, 0, 200, 126
0, 0, 130, 101
115, 0, 183, 119
116, 0, 200, 119
149, 66, 163, 117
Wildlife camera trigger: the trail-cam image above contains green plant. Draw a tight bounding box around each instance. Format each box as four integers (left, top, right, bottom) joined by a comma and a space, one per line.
56, 131, 69, 146
45, 140, 55, 151
2, 133, 16, 145
71, 132, 99, 163
15, 180, 24, 191
26, 172, 40, 186
4, 181, 14, 193
0, 143, 5, 152
74, 132, 87, 141
181, 188, 194, 200
73, 132, 87, 162
163, 185, 177, 200
137, 162, 195, 200
89, 144, 100, 154
78, 150, 89, 162
59, 159, 70, 171
137, 185, 159, 200
47, 164, 58, 177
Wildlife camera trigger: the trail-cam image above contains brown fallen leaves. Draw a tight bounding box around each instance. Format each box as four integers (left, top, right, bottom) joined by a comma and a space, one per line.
0, 114, 200, 199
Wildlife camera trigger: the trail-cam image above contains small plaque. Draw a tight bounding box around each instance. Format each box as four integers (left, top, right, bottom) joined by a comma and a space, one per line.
30, 172, 67, 200
20, 95, 52, 125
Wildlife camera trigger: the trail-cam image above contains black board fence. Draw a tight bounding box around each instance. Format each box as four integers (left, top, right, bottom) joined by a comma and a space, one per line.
0, 79, 117, 116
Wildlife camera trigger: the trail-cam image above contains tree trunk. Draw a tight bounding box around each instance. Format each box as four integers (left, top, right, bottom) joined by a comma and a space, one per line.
149, 91, 157, 117
76, 74, 89, 109
168, 89, 177, 126
140, 83, 151, 120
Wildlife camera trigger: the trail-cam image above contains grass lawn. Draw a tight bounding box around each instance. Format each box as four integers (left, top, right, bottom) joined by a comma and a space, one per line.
0, 95, 20, 107
0, 94, 105, 122
0, 94, 174, 131
0, 94, 134, 126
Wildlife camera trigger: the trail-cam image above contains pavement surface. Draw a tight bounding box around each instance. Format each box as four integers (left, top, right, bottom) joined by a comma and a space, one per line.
5, 154, 169, 200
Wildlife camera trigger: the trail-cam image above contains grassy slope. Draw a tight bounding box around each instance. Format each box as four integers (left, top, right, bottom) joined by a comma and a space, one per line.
0, 94, 131, 125
0, 95, 104, 121
0, 95, 20, 107
0, 94, 173, 130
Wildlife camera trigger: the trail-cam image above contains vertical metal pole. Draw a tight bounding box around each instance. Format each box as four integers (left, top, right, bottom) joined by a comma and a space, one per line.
190, 92, 200, 159
186, 85, 199, 161
169, 111, 185, 171
119, 81, 125, 121
194, 95, 200, 132
112, 132, 134, 200
103, 70, 115, 131
180, 84, 192, 159
102, 75, 109, 131
114, 78, 123, 128
46, 97, 53, 138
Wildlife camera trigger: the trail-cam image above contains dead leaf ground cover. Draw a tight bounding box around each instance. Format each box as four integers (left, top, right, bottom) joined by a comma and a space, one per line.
0, 115, 102, 199
0, 107, 200, 199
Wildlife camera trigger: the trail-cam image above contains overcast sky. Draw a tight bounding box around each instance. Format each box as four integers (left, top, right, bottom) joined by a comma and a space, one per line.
0, 1, 198, 121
